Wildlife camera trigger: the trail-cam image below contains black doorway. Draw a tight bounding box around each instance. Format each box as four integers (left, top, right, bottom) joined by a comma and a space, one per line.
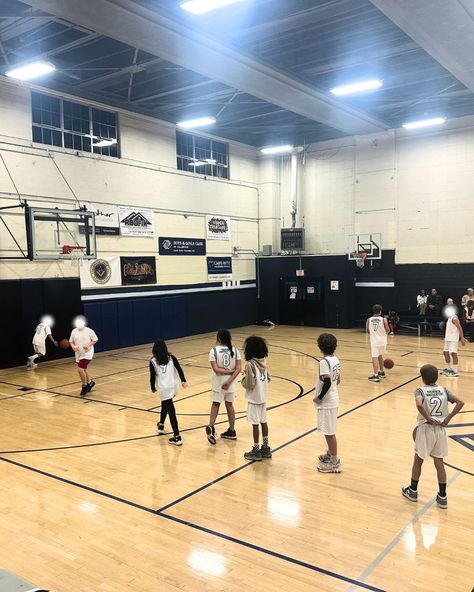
279, 277, 325, 326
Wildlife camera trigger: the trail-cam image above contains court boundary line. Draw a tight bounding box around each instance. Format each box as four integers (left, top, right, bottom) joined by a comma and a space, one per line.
346, 472, 461, 592
0, 455, 385, 592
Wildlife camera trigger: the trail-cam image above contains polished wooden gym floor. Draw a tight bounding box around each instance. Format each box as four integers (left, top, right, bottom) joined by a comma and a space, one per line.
0, 326, 472, 592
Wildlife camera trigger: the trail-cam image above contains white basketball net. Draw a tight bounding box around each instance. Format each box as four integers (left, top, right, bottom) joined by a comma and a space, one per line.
70, 248, 85, 268
353, 251, 367, 268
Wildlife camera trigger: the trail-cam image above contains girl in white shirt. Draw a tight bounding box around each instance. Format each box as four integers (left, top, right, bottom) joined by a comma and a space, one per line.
241, 335, 271, 462
150, 340, 188, 446
205, 329, 242, 445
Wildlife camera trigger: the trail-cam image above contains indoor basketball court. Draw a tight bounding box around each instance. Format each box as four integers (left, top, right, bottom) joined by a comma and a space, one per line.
0, 1, 473, 591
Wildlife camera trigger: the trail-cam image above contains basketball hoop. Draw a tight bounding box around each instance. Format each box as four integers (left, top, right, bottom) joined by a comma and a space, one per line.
352, 250, 367, 268
62, 245, 85, 268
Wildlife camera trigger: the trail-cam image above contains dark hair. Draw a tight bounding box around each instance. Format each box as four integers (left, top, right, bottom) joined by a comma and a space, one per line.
468, 300, 474, 308
420, 364, 438, 385
372, 304, 382, 315
217, 328, 234, 357
244, 335, 268, 361
152, 340, 170, 366
317, 333, 337, 355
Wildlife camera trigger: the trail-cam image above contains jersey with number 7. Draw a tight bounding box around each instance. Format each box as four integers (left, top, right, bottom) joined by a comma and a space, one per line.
415, 385, 456, 425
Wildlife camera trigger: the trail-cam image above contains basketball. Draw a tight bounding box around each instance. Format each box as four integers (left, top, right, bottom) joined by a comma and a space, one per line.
59, 339, 70, 350
384, 358, 394, 369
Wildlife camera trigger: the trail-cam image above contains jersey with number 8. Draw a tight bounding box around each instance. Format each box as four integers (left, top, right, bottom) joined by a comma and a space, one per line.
209, 345, 241, 393
415, 385, 455, 425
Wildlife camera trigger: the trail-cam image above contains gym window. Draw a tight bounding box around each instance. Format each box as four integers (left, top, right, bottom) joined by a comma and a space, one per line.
32, 92, 119, 158
176, 130, 229, 179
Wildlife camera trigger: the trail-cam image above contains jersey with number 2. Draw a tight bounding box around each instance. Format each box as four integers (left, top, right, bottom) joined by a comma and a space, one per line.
415, 385, 455, 425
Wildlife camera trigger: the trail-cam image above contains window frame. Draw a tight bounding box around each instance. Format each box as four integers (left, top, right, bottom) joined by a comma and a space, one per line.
176, 130, 229, 180
31, 91, 120, 158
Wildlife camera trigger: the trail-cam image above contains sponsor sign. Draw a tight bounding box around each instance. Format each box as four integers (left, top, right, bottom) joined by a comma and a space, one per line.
118, 206, 155, 237
81, 202, 119, 235
80, 257, 121, 289
206, 215, 230, 241
159, 237, 206, 256
330, 280, 339, 291
207, 256, 232, 281
120, 256, 157, 285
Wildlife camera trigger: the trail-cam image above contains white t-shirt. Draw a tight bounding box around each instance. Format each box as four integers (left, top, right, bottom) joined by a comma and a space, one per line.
209, 345, 241, 393
368, 316, 387, 346
445, 315, 460, 341
314, 355, 340, 409
32, 323, 51, 345
244, 361, 269, 404
151, 357, 179, 401
69, 327, 98, 361
415, 385, 455, 425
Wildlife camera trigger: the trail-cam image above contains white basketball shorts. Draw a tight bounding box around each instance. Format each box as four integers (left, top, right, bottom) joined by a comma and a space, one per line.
414, 423, 448, 459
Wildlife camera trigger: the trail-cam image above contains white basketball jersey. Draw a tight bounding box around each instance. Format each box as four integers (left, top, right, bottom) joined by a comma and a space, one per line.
368, 316, 387, 345
244, 361, 269, 404
415, 385, 455, 425
151, 357, 178, 401
314, 355, 340, 409
209, 345, 241, 393
32, 323, 51, 345
445, 316, 459, 341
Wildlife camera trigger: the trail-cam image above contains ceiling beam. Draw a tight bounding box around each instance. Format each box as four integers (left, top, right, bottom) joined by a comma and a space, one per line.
75, 57, 162, 89
20, 0, 388, 135
369, 0, 474, 93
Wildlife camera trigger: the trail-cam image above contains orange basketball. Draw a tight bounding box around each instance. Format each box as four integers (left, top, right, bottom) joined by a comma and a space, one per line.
384, 358, 394, 369
59, 339, 70, 350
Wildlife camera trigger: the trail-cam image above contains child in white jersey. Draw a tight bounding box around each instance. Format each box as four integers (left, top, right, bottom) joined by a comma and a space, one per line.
314, 333, 342, 473
150, 340, 188, 446
27, 315, 58, 369
402, 364, 464, 509
205, 329, 242, 445
69, 315, 98, 397
442, 300, 467, 377
366, 304, 389, 382
241, 335, 271, 461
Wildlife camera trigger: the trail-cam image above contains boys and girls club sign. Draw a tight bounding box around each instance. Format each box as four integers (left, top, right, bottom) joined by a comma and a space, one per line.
159, 237, 206, 255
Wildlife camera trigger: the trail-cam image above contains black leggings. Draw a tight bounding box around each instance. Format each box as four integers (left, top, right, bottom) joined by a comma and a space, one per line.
160, 399, 179, 436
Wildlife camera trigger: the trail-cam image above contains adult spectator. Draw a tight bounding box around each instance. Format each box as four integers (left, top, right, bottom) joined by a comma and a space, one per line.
462, 300, 474, 341
417, 289, 428, 316
427, 288, 443, 317
461, 287, 474, 307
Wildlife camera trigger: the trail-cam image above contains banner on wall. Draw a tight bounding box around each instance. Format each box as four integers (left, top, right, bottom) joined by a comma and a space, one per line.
120, 256, 157, 285
118, 206, 155, 237
80, 257, 121, 289
81, 202, 119, 235
207, 256, 232, 281
206, 215, 230, 241
159, 237, 206, 256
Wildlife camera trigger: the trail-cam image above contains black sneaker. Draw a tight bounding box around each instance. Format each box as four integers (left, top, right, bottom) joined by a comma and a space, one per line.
378, 371, 386, 379
169, 435, 183, 446
80, 384, 89, 397
436, 494, 448, 509
156, 423, 165, 435
260, 445, 272, 459
368, 375, 380, 382
401, 486, 418, 502
205, 425, 217, 445
244, 447, 262, 461
88, 380, 96, 391
220, 428, 237, 440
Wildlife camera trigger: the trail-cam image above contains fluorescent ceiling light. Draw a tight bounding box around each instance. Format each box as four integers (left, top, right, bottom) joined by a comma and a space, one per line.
330, 79, 383, 96
180, 0, 244, 15
402, 117, 446, 130
177, 116, 216, 129
260, 145, 294, 155
94, 139, 117, 147
6, 61, 55, 81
